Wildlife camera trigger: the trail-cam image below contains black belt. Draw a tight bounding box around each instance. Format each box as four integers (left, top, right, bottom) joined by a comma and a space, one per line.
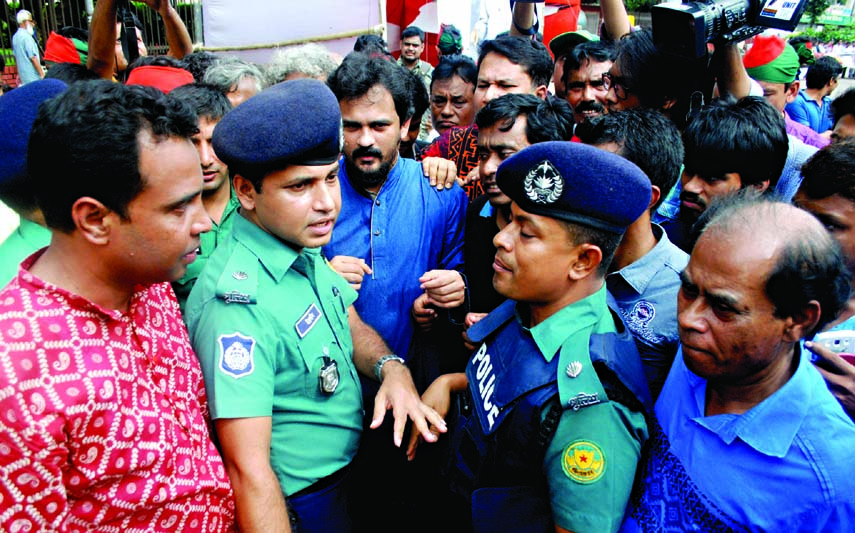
290, 463, 351, 499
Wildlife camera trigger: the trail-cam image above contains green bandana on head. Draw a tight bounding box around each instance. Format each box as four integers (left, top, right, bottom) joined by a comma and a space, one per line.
743, 35, 800, 84
438, 24, 462, 55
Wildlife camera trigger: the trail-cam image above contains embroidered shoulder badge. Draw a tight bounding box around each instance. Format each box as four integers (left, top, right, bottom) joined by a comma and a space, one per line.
562, 440, 606, 484
630, 300, 656, 326
218, 332, 256, 379
523, 160, 564, 205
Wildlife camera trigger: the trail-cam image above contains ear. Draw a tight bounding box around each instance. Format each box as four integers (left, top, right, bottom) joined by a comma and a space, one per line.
399, 117, 413, 141
648, 185, 662, 211
567, 243, 603, 281
782, 300, 821, 343
534, 85, 549, 100
71, 197, 114, 246
786, 80, 800, 103
233, 174, 258, 212
752, 179, 771, 194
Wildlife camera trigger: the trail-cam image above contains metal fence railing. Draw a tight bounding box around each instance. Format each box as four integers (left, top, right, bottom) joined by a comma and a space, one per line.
2, 0, 203, 79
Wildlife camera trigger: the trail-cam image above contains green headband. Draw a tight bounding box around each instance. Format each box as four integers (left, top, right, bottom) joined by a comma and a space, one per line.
746, 45, 800, 84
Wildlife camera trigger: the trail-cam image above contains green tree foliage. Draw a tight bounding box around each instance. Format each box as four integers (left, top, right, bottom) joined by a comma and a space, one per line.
626, 0, 657, 12
805, 0, 832, 24
795, 24, 855, 43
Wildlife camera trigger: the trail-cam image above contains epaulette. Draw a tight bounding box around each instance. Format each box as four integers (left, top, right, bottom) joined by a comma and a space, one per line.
214, 244, 259, 305
467, 299, 516, 343
587, 294, 654, 414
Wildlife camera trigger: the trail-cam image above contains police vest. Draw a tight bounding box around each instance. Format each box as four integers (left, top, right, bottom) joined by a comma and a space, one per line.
445, 298, 651, 533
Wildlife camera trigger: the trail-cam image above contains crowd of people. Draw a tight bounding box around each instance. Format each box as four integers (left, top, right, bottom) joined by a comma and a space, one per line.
1, 0, 854, 531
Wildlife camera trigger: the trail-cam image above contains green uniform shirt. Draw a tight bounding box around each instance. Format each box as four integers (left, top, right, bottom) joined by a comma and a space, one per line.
185, 213, 362, 496
531, 287, 649, 532
173, 192, 241, 312
0, 218, 50, 286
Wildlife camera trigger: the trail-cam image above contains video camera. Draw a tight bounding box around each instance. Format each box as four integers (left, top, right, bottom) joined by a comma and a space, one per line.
652, 0, 809, 58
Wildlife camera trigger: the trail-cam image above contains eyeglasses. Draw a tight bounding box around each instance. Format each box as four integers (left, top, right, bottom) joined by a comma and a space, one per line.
602, 72, 632, 101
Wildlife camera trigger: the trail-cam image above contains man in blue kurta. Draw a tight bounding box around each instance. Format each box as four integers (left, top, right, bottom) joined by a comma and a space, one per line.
325, 53, 468, 374
324, 53, 468, 533
623, 197, 855, 532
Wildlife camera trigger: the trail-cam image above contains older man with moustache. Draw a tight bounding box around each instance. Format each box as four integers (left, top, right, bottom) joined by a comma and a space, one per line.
622, 196, 855, 531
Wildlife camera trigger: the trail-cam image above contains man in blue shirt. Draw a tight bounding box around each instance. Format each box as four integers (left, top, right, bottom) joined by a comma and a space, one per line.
786, 56, 843, 135
579, 108, 688, 400
623, 196, 855, 532
324, 53, 468, 532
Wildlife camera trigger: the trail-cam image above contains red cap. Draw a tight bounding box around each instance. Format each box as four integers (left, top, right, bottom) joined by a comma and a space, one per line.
126, 65, 194, 93
44, 32, 82, 64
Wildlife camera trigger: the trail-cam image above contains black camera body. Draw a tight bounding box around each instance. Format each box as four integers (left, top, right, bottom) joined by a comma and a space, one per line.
652, 0, 809, 58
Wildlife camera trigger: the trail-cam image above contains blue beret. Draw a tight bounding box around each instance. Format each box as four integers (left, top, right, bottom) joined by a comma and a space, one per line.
496, 141, 651, 233
212, 78, 342, 177
0, 79, 68, 186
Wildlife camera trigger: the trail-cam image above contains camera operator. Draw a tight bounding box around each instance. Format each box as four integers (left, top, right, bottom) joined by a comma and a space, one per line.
88, 0, 192, 80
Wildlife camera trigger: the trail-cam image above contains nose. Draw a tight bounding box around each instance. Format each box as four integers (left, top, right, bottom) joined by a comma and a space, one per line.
198, 141, 214, 167
482, 153, 501, 179
604, 85, 618, 104
682, 174, 703, 194
313, 181, 336, 213
191, 199, 213, 236
581, 83, 596, 102
677, 295, 708, 335
493, 220, 513, 251
357, 126, 375, 148
483, 84, 502, 105
440, 101, 454, 118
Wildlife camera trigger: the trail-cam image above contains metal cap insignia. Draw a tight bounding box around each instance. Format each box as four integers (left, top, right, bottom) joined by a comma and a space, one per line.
523, 159, 564, 205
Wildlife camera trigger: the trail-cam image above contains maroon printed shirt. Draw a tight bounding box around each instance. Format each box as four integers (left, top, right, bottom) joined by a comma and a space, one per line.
0, 252, 235, 532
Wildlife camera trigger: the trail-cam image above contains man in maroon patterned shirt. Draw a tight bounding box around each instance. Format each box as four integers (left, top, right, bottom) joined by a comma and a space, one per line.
0, 80, 235, 531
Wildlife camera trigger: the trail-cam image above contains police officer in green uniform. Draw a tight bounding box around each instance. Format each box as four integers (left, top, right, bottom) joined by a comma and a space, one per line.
185, 79, 446, 533
408, 141, 653, 533
0, 79, 67, 285
169, 83, 240, 311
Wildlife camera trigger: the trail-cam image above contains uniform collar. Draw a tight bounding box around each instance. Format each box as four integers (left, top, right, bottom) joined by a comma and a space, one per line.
607, 224, 686, 295
232, 213, 300, 282
15, 218, 51, 246
217, 189, 241, 227
527, 285, 609, 362
687, 348, 813, 458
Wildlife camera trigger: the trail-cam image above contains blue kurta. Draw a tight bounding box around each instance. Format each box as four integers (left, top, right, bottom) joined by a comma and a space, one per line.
324, 156, 467, 357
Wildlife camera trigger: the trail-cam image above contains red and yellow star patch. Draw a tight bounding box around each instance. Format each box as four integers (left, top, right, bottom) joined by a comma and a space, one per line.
562, 440, 606, 484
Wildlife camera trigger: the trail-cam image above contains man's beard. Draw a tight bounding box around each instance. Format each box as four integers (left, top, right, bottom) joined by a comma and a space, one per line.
345, 147, 394, 189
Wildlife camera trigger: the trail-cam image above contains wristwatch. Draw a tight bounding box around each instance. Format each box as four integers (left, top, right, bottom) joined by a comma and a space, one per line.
374, 354, 406, 382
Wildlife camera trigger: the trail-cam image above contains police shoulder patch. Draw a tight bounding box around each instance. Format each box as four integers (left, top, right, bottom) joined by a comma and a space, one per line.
562, 440, 606, 484
218, 332, 256, 379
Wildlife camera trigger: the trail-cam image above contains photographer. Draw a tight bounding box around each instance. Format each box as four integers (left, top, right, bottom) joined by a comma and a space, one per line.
88, 0, 192, 80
